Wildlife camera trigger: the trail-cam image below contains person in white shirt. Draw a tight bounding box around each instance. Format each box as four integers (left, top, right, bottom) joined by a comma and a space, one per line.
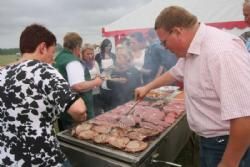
54, 33, 103, 130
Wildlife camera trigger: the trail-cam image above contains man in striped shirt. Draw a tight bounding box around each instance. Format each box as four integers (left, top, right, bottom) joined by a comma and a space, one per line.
135, 6, 250, 167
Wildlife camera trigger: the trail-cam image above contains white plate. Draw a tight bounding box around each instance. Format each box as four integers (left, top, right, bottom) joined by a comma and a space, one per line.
157, 86, 179, 92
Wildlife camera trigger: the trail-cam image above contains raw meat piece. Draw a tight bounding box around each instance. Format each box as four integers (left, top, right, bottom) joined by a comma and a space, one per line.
164, 116, 176, 124
125, 140, 148, 153
148, 119, 170, 128
166, 112, 177, 119
134, 106, 165, 122
89, 118, 119, 127
92, 125, 112, 134
126, 131, 147, 141
169, 99, 184, 104
175, 110, 184, 116
95, 112, 120, 122
72, 123, 93, 136
134, 101, 151, 106
111, 105, 132, 115
163, 106, 179, 113
133, 115, 141, 124
110, 127, 127, 137
119, 115, 136, 128
93, 134, 110, 144
78, 130, 98, 140
150, 100, 165, 108
108, 136, 130, 149
139, 121, 165, 132
134, 128, 160, 137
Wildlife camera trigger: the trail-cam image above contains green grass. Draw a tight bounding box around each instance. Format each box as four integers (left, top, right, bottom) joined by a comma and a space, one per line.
0, 55, 19, 66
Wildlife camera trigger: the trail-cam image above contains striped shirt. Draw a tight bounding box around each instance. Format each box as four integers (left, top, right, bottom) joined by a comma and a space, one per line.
169, 23, 250, 137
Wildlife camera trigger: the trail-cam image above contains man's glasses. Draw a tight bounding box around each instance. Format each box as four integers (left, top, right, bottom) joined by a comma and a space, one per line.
160, 30, 173, 47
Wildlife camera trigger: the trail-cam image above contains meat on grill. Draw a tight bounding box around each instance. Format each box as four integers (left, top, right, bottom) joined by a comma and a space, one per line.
118, 115, 136, 128
89, 119, 114, 126
163, 99, 185, 114
134, 106, 165, 122
110, 127, 127, 137
72, 123, 93, 136
166, 112, 177, 119
93, 134, 110, 144
92, 125, 112, 134
126, 131, 147, 141
126, 100, 150, 106
164, 116, 176, 124
95, 112, 120, 122
124, 140, 148, 153
78, 130, 98, 140
139, 121, 165, 132
108, 136, 130, 149
111, 105, 132, 115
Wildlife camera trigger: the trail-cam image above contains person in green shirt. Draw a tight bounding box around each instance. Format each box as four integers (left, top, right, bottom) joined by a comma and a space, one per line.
54, 32, 103, 130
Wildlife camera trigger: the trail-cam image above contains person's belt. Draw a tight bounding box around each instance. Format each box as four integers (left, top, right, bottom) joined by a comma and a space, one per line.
200, 135, 229, 143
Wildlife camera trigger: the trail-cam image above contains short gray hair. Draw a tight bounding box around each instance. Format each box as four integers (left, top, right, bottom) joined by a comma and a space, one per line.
63, 32, 82, 50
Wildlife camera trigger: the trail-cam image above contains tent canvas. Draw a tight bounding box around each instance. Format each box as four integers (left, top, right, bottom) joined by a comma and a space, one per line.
102, 0, 248, 42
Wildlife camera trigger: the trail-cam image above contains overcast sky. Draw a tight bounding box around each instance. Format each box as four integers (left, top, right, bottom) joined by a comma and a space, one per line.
0, 0, 151, 48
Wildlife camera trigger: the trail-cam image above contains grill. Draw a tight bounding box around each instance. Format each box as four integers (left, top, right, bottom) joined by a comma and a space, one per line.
57, 113, 191, 167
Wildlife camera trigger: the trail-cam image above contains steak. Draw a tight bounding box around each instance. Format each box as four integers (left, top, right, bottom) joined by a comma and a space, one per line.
93, 134, 110, 144
108, 136, 130, 149
111, 105, 132, 115
164, 116, 176, 124
118, 115, 136, 128
92, 125, 112, 134
110, 127, 127, 137
89, 119, 118, 127
72, 123, 93, 136
134, 106, 165, 122
95, 112, 120, 122
126, 131, 147, 141
78, 130, 98, 140
124, 140, 148, 153
139, 121, 165, 132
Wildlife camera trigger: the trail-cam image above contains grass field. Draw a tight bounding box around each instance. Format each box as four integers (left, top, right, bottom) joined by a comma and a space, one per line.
0, 54, 19, 66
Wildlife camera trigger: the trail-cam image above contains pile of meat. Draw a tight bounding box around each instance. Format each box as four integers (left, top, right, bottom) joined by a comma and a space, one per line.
71, 98, 185, 153
72, 122, 153, 152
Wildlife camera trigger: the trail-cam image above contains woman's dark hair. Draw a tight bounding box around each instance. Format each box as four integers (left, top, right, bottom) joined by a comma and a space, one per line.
100, 38, 112, 53
20, 24, 56, 54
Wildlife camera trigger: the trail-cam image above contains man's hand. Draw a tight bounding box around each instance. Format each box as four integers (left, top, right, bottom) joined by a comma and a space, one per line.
134, 86, 150, 101
94, 76, 103, 86
219, 117, 250, 167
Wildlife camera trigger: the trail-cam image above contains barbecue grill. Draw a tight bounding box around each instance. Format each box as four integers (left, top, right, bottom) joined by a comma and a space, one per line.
57, 113, 191, 167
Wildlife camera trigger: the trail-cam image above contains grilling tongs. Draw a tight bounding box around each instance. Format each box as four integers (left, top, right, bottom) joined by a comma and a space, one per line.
127, 100, 140, 115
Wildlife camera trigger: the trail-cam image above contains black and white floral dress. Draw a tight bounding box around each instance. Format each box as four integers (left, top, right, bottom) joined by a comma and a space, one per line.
0, 60, 78, 167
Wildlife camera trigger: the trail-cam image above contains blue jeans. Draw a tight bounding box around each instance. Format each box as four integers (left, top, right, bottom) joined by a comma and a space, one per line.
200, 135, 250, 167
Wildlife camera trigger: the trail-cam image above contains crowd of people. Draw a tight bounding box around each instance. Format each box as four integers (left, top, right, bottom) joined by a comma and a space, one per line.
0, 1, 250, 167
0, 21, 178, 166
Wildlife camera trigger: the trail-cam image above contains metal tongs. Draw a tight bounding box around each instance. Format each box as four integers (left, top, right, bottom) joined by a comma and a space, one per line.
126, 100, 140, 115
